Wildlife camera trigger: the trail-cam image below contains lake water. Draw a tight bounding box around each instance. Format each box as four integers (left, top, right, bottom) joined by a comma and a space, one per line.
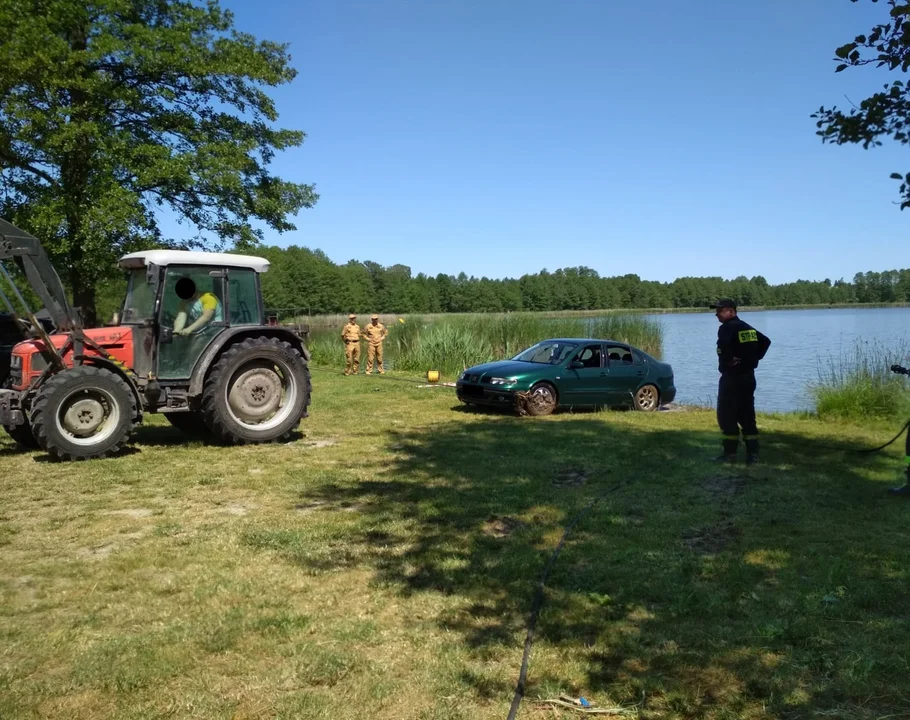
644, 307, 910, 413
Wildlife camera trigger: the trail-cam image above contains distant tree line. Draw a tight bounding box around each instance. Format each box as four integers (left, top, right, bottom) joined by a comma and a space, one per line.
253, 246, 910, 314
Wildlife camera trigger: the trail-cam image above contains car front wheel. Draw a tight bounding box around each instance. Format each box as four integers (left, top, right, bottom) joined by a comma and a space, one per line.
524, 382, 558, 416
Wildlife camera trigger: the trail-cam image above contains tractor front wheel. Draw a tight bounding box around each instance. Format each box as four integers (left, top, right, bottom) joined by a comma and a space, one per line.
30, 366, 138, 461
201, 337, 310, 445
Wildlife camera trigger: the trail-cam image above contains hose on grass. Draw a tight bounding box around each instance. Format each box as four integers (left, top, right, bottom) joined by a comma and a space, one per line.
853, 418, 910, 455
814, 418, 910, 456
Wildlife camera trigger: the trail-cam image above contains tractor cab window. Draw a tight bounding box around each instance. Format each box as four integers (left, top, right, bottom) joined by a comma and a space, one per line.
121, 268, 157, 324
157, 267, 226, 380
228, 268, 261, 326
159, 268, 225, 330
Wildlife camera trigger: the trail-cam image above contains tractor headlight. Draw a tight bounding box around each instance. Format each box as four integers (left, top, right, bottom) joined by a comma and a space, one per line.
488, 377, 518, 386
9, 355, 21, 369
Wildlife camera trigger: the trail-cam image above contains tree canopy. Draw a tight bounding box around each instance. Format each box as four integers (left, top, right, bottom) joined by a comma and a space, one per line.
149, 244, 903, 317
0, 0, 316, 324
813, 0, 910, 208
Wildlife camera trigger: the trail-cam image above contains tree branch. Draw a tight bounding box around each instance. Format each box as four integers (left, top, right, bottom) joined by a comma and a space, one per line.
0, 147, 59, 187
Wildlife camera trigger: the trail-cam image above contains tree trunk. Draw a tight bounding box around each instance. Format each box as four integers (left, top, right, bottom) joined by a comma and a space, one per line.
73, 279, 97, 327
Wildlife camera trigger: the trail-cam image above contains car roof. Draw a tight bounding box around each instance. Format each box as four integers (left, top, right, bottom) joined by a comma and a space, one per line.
543, 338, 633, 345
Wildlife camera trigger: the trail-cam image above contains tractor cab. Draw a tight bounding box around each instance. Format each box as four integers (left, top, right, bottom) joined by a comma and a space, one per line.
116, 249, 272, 383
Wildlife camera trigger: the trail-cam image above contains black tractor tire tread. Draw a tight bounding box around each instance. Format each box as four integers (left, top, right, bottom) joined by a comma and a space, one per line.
30, 366, 138, 461
201, 336, 311, 445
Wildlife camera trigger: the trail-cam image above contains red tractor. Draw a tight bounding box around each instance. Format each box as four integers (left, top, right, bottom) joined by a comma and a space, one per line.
0, 218, 311, 460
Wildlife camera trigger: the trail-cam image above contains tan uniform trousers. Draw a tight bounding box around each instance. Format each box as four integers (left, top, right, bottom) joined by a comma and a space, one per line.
366, 343, 384, 373
344, 341, 360, 375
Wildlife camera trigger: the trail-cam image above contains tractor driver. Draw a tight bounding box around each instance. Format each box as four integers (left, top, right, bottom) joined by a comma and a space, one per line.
173, 276, 222, 336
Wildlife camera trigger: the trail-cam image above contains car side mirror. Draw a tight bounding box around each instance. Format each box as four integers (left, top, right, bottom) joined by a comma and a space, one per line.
160, 327, 173, 344
569, 360, 584, 369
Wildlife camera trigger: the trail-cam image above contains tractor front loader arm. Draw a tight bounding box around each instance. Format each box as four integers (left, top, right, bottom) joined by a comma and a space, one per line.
0, 218, 90, 372
0, 218, 82, 333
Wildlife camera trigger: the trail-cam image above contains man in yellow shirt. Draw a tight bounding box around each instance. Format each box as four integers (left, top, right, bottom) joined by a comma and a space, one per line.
341, 313, 362, 375
174, 278, 222, 336
363, 313, 388, 374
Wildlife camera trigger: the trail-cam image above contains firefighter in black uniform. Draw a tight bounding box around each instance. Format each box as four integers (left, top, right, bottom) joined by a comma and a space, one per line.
888, 364, 910, 496
710, 298, 771, 464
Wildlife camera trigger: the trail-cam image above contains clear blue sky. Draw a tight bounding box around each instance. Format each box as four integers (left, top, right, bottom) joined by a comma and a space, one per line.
218, 0, 908, 284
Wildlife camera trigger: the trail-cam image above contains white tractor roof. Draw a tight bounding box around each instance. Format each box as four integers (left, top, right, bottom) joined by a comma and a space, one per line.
119, 249, 270, 273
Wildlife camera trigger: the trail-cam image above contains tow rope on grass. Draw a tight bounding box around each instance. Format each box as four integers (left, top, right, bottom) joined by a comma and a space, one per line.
506, 482, 624, 720
308, 364, 457, 388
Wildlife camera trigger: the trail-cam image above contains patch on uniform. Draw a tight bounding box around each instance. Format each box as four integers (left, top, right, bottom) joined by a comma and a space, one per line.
738, 329, 758, 343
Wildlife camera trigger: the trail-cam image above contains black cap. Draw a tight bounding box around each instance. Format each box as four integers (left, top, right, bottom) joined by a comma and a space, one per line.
709, 298, 737, 310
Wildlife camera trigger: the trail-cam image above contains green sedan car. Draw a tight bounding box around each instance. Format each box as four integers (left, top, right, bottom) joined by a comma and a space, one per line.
455, 338, 676, 416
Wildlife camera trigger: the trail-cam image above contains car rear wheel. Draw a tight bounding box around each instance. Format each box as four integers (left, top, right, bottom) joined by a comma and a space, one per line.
633, 384, 660, 412
525, 382, 558, 416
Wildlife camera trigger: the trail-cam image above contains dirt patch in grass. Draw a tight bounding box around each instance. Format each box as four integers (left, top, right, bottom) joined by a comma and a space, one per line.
223, 503, 252, 516
108, 508, 156, 519
681, 520, 741, 555
76, 531, 147, 560
701, 475, 746, 499
481, 516, 524, 538
302, 438, 338, 448
553, 467, 588, 488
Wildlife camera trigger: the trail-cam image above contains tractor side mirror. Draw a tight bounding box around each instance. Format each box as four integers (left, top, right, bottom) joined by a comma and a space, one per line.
160, 327, 173, 344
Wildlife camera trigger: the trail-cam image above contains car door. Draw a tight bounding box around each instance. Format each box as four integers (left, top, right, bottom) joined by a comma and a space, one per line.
603, 344, 646, 404
560, 343, 609, 406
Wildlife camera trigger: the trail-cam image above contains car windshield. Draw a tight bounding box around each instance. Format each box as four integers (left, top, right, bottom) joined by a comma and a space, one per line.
511, 341, 579, 364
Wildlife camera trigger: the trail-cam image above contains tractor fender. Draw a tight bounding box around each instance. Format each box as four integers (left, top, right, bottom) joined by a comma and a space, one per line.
188, 327, 310, 397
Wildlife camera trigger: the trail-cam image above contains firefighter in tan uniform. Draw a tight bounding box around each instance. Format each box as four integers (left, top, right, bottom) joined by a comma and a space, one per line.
341, 313, 362, 375
363, 314, 388, 374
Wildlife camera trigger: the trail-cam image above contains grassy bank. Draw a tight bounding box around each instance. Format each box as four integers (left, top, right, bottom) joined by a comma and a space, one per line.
1, 374, 909, 719
810, 340, 910, 421
307, 313, 664, 377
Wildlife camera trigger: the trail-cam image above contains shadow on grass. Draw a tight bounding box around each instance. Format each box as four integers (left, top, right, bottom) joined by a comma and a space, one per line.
128, 425, 306, 449
254, 415, 908, 717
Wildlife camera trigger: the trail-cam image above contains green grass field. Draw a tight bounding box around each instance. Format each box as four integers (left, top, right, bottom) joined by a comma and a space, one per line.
1, 371, 909, 719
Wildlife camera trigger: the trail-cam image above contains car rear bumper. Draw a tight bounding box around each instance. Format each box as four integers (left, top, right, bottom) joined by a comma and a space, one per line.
662, 385, 677, 404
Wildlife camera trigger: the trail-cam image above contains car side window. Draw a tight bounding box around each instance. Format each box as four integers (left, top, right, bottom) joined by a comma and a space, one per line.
573, 344, 602, 369
605, 344, 637, 365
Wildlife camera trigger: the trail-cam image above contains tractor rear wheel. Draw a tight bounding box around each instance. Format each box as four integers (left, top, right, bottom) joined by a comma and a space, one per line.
201, 337, 310, 445
3, 420, 39, 449
30, 366, 138, 461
